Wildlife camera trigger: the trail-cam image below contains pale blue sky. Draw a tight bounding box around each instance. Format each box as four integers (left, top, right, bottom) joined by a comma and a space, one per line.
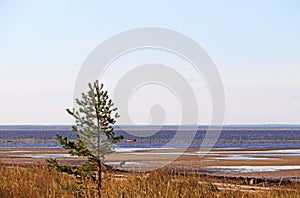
0, 0, 299, 124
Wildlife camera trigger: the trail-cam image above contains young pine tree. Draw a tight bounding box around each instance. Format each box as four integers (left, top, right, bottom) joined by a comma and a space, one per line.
47, 80, 123, 198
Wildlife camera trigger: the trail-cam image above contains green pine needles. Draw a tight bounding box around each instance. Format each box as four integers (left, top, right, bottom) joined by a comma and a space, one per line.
47, 80, 123, 198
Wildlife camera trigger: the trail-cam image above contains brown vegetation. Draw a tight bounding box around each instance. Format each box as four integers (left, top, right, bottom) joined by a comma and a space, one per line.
1, 161, 300, 198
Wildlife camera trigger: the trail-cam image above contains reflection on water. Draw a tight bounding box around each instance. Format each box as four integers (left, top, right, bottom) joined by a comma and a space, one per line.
201, 165, 300, 173
15, 154, 78, 158
213, 156, 277, 160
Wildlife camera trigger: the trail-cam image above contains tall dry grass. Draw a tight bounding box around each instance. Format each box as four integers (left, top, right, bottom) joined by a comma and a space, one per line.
0, 161, 300, 198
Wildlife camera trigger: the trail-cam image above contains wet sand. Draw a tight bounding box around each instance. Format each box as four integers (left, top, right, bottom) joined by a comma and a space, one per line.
1, 147, 300, 179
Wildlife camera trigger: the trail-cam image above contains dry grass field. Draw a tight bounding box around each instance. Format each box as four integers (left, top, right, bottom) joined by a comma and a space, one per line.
1, 161, 300, 198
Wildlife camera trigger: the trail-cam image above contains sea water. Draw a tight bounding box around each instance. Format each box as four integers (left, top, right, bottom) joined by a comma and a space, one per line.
0, 125, 300, 149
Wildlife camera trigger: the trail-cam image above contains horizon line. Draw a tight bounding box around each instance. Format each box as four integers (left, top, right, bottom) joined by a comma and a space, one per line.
0, 123, 299, 126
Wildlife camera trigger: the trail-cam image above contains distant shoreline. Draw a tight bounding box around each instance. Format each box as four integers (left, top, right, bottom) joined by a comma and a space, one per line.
0, 124, 300, 129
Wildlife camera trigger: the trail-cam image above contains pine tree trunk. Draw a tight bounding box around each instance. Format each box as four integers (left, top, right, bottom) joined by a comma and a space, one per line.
97, 159, 102, 198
